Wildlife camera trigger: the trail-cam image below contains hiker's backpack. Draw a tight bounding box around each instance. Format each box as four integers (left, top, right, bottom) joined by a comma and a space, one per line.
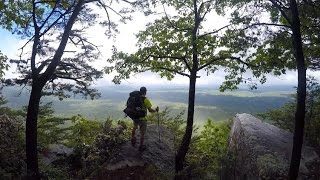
123, 91, 146, 119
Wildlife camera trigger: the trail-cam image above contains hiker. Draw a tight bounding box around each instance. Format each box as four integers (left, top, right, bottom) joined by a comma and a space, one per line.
131, 87, 159, 151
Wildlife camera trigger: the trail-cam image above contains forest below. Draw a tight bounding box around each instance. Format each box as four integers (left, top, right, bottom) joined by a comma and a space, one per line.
3, 85, 294, 123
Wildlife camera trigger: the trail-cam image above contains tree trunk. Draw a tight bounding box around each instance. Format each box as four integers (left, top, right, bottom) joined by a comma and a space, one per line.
26, 82, 44, 179
175, 0, 200, 175
288, 0, 307, 179
25, 1, 84, 178
175, 71, 197, 173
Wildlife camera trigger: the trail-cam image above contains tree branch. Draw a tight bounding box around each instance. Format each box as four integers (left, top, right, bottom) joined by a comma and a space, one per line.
245, 22, 291, 29
41, 0, 84, 83
198, 56, 258, 71
38, 1, 58, 30
229, 56, 258, 67
147, 54, 191, 71
39, 5, 73, 38
269, 0, 292, 25
199, 0, 213, 20
152, 67, 190, 77
98, 0, 125, 19
162, 4, 191, 32
197, 57, 225, 71
19, 3, 73, 67
31, 0, 40, 75
198, 24, 231, 38
148, 54, 186, 61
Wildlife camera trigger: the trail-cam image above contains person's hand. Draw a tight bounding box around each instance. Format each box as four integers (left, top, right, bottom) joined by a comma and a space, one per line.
155, 106, 159, 112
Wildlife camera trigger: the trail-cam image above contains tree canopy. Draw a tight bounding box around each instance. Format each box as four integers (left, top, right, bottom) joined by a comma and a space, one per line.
0, 0, 152, 177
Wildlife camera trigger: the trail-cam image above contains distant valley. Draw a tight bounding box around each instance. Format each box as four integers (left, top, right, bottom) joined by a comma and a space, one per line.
2, 85, 295, 124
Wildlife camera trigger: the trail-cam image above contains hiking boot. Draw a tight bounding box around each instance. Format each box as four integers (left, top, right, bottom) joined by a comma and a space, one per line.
139, 145, 146, 152
131, 137, 136, 147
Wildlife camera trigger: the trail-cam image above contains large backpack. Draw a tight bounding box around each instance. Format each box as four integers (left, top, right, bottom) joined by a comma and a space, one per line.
123, 91, 146, 119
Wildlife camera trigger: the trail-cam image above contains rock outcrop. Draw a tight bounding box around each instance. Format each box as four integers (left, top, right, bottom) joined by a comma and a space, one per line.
226, 113, 320, 179
89, 124, 175, 179
41, 144, 74, 165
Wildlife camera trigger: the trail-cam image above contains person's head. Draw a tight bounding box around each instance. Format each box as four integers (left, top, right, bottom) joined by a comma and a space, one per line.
140, 87, 147, 96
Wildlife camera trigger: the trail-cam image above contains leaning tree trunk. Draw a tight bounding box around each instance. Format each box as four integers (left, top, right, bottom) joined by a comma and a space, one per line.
26, 81, 44, 179
288, 0, 307, 179
25, 1, 84, 178
175, 71, 197, 173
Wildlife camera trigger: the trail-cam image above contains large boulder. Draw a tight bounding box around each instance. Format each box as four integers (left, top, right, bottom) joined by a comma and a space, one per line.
226, 113, 320, 179
40, 144, 74, 165
89, 124, 175, 179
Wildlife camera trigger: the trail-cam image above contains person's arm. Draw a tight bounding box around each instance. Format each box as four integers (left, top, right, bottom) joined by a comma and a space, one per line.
144, 98, 159, 113
148, 106, 159, 113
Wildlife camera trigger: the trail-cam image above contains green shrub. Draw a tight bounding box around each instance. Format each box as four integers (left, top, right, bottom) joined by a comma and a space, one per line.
259, 76, 320, 153
0, 114, 26, 179
147, 107, 188, 148
186, 119, 231, 179
257, 153, 288, 179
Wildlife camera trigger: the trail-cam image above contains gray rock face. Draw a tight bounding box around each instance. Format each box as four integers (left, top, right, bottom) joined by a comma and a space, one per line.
41, 144, 74, 165
91, 124, 175, 179
226, 113, 320, 179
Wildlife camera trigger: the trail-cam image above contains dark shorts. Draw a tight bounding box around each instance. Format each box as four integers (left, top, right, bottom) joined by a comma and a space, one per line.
133, 119, 147, 134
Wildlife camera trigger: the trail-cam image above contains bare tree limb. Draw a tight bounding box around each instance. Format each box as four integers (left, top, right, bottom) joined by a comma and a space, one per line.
41, 0, 85, 83
98, 0, 125, 19
148, 67, 190, 77
245, 22, 291, 29
148, 54, 187, 61
198, 56, 258, 71
38, 1, 58, 30
198, 24, 231, 38
197, 57, 225, 71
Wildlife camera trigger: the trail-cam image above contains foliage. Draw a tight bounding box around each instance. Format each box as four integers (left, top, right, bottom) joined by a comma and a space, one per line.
0, 114, 26, 179
105, 0, 268, 90
93, 119, 131, 163
1, 0, 154, 99
0, 96, 25, 118
0, 51, 9, 113
259, 102, 296, 132
216, 1, 318, 178
36, 102, 72, 149
0, 50, 8, 78
256, 153, 288, 179
39, 162, 69, 180
65, 118, 130, 179
147, 107, 188, 147
105, 0, 271, 172
65, 115, 102, 148
36, 115, 131, 179
216, 0, 320, 72
0, 1, 32, 33
1, 1, 153, 175
260, 77, 320, 152
186, 119, 231, 179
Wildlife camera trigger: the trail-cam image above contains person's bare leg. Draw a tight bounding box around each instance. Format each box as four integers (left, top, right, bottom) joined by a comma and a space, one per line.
131, 125, 137, 146
140, 130, 145, 146
139, 121, 147, 151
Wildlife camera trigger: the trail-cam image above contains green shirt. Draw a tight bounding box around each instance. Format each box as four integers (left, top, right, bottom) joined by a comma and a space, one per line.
141, 97, 152, 120
143, 97, 152, 110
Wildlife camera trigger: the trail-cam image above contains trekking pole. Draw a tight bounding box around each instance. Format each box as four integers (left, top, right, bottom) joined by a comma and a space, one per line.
157, 110, 161, 142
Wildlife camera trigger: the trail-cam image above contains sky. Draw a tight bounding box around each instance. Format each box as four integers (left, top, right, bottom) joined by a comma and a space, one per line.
0, 3, 319, 90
